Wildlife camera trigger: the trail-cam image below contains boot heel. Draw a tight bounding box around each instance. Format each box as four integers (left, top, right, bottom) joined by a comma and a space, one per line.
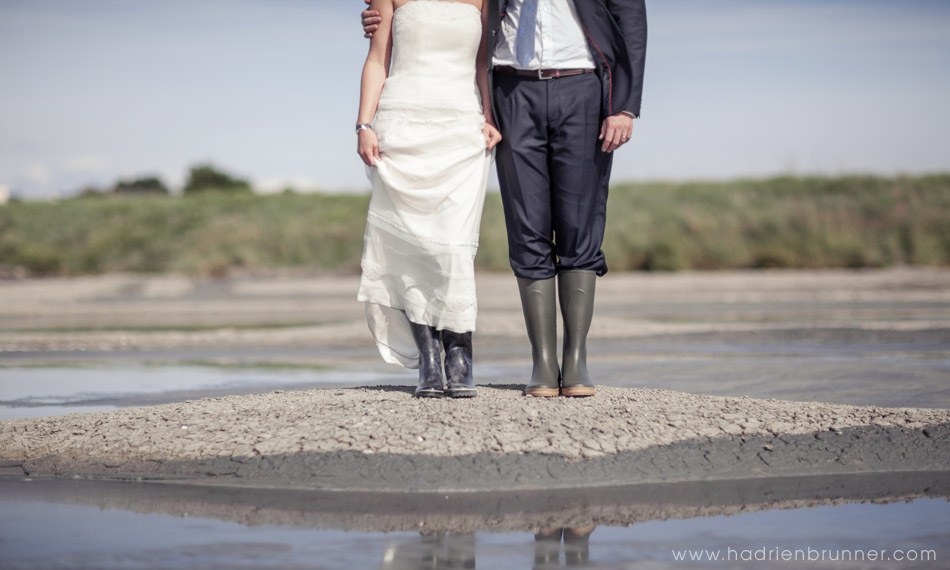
524, 386, 559, 397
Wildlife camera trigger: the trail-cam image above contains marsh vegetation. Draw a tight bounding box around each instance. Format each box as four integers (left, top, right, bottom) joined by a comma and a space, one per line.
2, 175, 947, 276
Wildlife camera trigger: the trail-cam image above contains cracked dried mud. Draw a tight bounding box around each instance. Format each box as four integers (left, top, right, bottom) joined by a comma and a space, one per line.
2, 385, 948, 491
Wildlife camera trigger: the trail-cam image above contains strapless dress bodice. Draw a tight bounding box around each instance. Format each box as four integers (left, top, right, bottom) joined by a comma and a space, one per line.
377, 1, 483, 113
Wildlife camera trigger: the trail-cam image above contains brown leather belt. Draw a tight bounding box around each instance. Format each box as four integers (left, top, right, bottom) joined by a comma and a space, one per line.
493, 65, 595, 80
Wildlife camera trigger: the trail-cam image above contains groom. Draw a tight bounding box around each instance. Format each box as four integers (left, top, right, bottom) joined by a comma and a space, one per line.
362, 0, 647, 397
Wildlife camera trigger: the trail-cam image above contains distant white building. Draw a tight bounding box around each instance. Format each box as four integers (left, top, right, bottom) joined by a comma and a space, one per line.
0, 185, 9, 205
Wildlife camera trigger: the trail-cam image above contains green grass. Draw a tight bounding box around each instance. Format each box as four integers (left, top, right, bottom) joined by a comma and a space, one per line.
1, 175, 948, 276
599, 174, 950, 270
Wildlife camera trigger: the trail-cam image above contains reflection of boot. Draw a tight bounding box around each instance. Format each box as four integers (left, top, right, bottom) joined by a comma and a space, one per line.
380, 533, 470, 570
419, 533, 444, 569
518, 278, 560, 397
409, 321, 444, 398
558, 271, 596, 397
563, 526, 595, 566
445, 533, 476, 569
443, 330, 476, 398
533, 528, 563, 570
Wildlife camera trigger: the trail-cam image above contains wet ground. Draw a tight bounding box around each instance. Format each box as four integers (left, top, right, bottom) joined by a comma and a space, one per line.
1, 269, 948, 567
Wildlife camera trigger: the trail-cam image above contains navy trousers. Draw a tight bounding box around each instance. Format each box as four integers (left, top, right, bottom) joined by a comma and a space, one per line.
492, 71, 613, 280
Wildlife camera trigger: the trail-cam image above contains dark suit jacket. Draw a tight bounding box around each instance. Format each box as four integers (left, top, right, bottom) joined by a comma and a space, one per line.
488, 0, 647, 119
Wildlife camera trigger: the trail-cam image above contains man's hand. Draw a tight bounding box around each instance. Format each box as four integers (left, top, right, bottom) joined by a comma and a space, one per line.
362, 0, 381, 38
599, 112, 634, 153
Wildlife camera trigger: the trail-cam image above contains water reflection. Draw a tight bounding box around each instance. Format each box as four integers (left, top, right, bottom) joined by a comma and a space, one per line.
533, 527, 596, 568
1, 470, 947, 535
0, 471, 946, 569
381, 534, 477, 570
377, 528, 597, 569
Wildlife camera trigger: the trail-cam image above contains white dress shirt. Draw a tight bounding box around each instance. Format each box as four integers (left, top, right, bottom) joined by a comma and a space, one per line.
493, 0, 595, 70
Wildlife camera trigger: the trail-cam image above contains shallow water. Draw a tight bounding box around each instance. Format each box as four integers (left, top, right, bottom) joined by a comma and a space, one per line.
0, 364, 403, 420
2, 346, 948, 421
0, 478, 946, 570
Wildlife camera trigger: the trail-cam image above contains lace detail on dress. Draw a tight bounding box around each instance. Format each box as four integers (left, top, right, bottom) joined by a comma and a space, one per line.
360, 260, 476, 315
376, 106, 484, 125
361, 260, 385, 281
367, 210, 480, 249
443, 295, 475, 313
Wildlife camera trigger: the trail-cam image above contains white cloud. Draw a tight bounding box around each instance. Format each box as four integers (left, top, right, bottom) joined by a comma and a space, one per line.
61, 154, 111, 173
255, 176, 325, 194
23, 163, 53, 184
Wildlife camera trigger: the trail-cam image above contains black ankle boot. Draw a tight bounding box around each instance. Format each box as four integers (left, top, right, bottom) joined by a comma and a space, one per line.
443, 330, 476, 398
409, 321, 444, 398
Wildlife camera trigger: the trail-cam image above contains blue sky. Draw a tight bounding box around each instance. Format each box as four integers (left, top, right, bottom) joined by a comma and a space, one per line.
1, 0, 949, 198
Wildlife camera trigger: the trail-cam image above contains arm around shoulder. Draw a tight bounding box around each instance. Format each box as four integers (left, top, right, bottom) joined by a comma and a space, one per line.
606, 0, 647, 118
362, 0, 382, 38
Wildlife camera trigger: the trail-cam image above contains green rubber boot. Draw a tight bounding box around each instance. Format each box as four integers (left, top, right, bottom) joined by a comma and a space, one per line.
558, 270, 596, 397
517, 277, 560, 397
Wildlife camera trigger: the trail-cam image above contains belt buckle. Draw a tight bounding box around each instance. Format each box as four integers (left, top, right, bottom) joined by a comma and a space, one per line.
537, 68, 555, 80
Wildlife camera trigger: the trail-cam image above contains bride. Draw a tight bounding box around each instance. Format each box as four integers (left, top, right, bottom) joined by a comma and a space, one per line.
355, 0, 502, 398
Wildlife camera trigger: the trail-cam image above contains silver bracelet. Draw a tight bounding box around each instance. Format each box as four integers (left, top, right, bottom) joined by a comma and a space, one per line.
355, 123, 374, 134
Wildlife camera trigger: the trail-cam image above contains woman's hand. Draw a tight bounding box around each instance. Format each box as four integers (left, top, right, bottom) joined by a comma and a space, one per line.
483, 122, 502, 150
357, 129, 380, 166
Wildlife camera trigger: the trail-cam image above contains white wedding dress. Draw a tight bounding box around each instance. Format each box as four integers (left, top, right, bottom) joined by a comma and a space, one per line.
358, 0, 492, 368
